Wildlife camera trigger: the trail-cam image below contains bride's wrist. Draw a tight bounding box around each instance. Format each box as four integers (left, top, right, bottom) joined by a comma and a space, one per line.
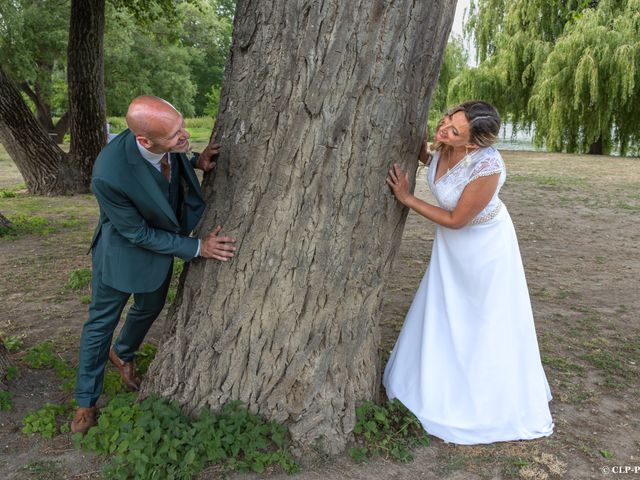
400, 193, 414, 207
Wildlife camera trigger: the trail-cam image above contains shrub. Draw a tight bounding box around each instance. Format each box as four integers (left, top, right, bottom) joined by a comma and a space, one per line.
349, 399, 429, 463
2, 334, 24, 352
23, 341, 57, 369
22, 402, 74, 438
0, 214, 52, 238
0, 391, 13, 411
65, 268, 92, 290
76, 394, 299, 479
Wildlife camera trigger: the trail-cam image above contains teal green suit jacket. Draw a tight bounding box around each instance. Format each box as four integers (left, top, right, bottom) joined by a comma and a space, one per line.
89, 129, 205, 293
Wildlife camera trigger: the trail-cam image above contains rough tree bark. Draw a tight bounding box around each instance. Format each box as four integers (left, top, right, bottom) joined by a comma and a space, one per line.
21, 82, 70, 144
21, 81, 56, 131
0, 66, 75, 194
52, 112, 71, 144
0, 0, 106, 194
67, 0, 107, 190
144, 0, 456, 452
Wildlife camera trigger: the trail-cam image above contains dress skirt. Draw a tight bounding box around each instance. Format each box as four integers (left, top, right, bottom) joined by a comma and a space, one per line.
383, 206, 554, 444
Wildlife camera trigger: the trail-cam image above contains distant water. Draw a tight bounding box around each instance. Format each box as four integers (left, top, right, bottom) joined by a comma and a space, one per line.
495, 123, 542, 152
495, 123, 637, 156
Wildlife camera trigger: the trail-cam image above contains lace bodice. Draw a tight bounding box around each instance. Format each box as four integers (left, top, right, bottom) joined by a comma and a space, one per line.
428, 147, 506, 222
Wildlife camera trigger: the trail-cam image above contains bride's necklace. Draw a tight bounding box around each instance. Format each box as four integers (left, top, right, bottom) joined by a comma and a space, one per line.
445, 147, 478, 172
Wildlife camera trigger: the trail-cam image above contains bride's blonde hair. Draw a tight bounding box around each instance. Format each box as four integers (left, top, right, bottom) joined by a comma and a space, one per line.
430, 100, 501, 157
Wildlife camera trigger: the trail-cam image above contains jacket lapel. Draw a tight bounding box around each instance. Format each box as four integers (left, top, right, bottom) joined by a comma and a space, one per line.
125, 134, 180, 229
178, 153, 204, 199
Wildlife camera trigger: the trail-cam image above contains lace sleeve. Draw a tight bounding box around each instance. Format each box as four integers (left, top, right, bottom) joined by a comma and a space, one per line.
468, 154, 504, 183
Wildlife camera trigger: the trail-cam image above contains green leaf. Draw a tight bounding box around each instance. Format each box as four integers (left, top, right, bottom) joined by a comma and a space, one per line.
374, 410, 387, 422
600, 449, 614, 459
184, 448, 196, 465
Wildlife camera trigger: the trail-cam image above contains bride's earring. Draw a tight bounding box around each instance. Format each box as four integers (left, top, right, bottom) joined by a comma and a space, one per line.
464, 144, 474, 167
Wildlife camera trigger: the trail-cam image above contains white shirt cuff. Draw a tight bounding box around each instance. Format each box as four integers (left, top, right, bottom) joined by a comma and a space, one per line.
195, 239, 201, 257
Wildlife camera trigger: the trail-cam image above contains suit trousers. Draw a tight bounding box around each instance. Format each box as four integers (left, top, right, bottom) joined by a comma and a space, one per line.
75, 238, 172, 407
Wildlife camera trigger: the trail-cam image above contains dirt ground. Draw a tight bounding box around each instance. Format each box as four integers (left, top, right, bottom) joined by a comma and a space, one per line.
1, 150, 639, 479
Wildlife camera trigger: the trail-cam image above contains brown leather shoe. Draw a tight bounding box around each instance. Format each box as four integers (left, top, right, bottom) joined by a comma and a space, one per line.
108, 348, 140, 391
70, 406, 97, 434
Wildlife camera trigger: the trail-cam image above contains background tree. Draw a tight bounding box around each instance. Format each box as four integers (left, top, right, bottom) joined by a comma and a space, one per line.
0, 0, 208, 194
179, 0, 234, 116
103, 0, 234, 116
0, 0, 233, 123
457, 0, 592, 125
0, 0, 70, 142
528, 0, 640, 154
144, 0, 456, 452
0, 0, 106, 194
448, 0, 639, 155
67, 0, 108, 191
103, 5, 197, 116
428, 37, 468, 129
0, 65, 70, 194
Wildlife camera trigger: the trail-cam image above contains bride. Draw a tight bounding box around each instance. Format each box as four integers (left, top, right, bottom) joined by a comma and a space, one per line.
384, 100, 554, 444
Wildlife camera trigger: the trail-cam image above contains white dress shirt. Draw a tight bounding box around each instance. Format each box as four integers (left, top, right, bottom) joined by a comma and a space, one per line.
136, 140, 167, 173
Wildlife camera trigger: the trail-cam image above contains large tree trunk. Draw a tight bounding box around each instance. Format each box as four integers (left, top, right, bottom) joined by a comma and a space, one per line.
67, 0, 107, 191
52, 111, 71, 144
145, 0, 456, 452
0, 1, 106, 195
0, 66, 76, 194
21, 81, 55, 132
588, 136, 603, 155
21, 82, 70, 144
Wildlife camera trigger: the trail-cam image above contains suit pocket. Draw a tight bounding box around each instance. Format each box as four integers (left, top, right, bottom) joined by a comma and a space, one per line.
103, 245, 171, 293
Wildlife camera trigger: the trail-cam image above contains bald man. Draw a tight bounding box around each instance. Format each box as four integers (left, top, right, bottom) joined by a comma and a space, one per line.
71, 96, 236, 434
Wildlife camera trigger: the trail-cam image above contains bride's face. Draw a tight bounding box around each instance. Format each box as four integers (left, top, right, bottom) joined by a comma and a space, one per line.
435, 111, 471, 148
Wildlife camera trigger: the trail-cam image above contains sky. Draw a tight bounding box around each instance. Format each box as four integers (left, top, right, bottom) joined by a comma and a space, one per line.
450, 0, 476, 65
451, 0, 471, 38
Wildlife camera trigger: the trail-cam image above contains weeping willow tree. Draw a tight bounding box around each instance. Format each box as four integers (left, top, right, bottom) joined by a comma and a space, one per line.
449, 0, 640, 155
429, 37, 468, 129
530, 1, 640, 154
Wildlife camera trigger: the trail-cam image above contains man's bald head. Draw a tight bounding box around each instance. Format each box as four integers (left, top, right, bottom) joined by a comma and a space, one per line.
125, 96, 191, 154
126, 96, 180, 138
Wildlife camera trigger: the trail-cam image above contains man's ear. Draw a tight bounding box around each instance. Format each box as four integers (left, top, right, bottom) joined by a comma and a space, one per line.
137, 136, 153, 149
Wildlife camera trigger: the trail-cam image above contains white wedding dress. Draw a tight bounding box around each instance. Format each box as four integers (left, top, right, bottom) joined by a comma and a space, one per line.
383, 146, 554, 444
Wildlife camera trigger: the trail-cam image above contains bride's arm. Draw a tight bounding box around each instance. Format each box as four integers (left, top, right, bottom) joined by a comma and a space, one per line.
386, 163, 499, 229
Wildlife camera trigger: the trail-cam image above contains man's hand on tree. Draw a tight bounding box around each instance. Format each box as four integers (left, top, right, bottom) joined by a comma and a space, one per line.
196, 137, 221, 172
200, 225, 236, 261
